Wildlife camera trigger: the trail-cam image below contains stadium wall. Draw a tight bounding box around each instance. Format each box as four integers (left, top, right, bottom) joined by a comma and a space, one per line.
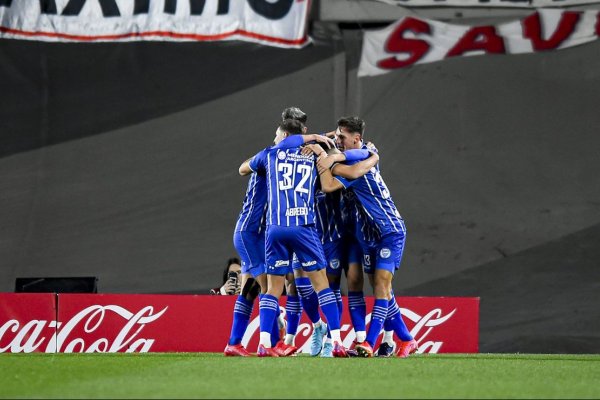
1, 19, 599, 352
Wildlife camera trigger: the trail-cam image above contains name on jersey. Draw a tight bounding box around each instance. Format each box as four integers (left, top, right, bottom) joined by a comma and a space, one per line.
285, 207, 309, 217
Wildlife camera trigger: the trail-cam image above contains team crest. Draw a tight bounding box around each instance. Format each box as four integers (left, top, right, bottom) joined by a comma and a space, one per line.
277, 150, 286, 160
380, 248, 391, 259
330, 259, 340, 270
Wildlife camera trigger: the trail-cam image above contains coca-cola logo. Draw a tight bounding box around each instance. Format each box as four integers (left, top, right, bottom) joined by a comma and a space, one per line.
0, 305, 167, 353
241, 307, 456, 354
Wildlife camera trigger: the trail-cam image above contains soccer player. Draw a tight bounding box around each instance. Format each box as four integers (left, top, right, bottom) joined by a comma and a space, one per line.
301, 143, 379, 356
224, 108, 332, 357
333, 117, 404, 356
241, 119, 348, 357
316, 116, 418, 358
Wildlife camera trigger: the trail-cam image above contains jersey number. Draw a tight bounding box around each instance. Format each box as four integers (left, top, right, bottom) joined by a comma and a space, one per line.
278, 163, 311, 194
373, 170, 391, 199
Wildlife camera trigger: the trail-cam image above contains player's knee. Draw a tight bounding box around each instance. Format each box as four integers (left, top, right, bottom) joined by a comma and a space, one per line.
242, 278, 259, 300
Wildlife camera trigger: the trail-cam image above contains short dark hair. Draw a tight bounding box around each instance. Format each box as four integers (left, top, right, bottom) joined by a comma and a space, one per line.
279, 118, 304, 135
337, 116, 365, 136
282, 107, 307, 124
222, 257, 241, 284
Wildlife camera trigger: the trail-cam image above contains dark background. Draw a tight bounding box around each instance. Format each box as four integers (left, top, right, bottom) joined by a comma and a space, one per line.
1, 4, 599, 353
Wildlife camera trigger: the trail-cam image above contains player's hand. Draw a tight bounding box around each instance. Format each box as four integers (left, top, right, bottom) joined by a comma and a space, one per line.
301, 146, 314, 157
317, 154, 336, 172
222, 279, 238, 295
303, 143, 326, 156
366, 141, 378, 153
313, 134, 336, 149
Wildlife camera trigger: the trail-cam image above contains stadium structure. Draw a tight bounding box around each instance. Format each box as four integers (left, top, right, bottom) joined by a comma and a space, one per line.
0, 0, 599, 355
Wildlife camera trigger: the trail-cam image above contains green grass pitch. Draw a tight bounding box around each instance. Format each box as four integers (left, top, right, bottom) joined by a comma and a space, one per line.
1, 353, 598, 399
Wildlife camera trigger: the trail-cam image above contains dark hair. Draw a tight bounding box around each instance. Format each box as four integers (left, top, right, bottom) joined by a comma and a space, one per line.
279, 118, 304, 136
222, 257, 241, 284
282, 107, 307, 124
337, 116, 365, 136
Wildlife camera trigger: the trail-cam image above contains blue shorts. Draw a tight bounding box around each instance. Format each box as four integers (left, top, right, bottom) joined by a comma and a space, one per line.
324, 240, 344, 277
266, 225, 327, 276
233, 230, 266, 278
361, 229, 406, 275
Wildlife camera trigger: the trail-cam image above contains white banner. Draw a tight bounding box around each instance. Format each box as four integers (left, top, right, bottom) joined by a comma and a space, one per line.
359, 9, 600, 76
0, 0, 311, 48
371, 0, 600, 8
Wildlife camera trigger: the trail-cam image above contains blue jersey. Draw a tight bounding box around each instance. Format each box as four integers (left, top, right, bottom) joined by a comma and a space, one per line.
335, 165, 403, 237
234, 170, 268, 233
315, 189, 344, 244
250, 145, 318, 227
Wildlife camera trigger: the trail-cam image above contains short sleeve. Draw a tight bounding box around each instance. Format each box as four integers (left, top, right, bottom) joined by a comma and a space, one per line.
248, 148, 269, 173
273, 135, 303, 149
334, 175, 355, 189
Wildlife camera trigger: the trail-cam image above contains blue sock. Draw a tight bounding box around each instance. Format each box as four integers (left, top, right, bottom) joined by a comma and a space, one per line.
317, 288, 340, 331
271, 304, 281, 346
348, 291, 366, 333
259, 294, 279, 346
330, 282, 343, 316
366, 299, 388, 347
295, 277, 321, 324
228, 295, 253, 345
285, 295, 302, 336
388, 296, 413, 342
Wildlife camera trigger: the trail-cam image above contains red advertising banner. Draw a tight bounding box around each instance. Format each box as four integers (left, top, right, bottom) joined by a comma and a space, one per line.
0, 293, 478, 353
56, 294, 224, 353
54, 294, 478, 354
0, 293, 57, 353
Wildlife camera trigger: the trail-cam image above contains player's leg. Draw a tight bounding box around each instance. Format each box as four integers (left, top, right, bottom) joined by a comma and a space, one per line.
294, 260, 327, 356
295, 227, 347, 357
321, 240, 344, 357
257, 226, 289, 357
345, 239, 367, 345
355, 268, 392, 357
383, 225, 418, 358
225, 231, 260, 356
272, 271, 300, 356
258, 273, 286, 357
355, 238, 396, 358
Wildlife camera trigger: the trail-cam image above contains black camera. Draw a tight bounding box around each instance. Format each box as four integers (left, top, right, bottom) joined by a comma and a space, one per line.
227, 271, 238, 284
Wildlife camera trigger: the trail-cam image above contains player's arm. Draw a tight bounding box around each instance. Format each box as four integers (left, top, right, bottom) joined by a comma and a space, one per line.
315, 153, 355, 193
332, 151, 379, 180
240, 149, 268, 176
317, 162, 345, 193
239, 157, 253, 176
275, 133, 335, 150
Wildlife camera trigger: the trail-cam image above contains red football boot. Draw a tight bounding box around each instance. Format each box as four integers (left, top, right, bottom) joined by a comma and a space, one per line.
355, 341, 374, 358
257, 344, 280, 357
273, 341, 298, 357
224, 343, 252, 357
332, 342, 349, 358
397, 339, 418, 358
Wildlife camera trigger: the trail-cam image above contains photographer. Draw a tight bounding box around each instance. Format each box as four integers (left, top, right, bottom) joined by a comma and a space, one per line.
210, 258, 242, 295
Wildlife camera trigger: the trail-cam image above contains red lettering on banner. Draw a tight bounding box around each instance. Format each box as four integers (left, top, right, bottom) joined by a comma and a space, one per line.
446, 26, 506, 58
377, 17, 431, 69
523, 11, 582, 51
